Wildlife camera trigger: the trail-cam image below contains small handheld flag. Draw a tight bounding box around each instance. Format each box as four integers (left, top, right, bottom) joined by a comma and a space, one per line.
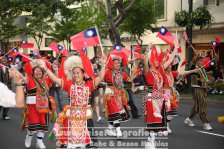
157, 26, 175, 46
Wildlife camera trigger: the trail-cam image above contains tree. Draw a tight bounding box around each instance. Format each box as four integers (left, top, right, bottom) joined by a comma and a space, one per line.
20, 0, 64, 49
119, 0, 155, 45
0, 0, 23, 50
96, 0, 137, 45
49, 1, 107, 50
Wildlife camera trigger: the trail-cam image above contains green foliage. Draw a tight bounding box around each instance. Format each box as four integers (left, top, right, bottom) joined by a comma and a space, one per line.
174, 10, 189, 27
191, 6, 213, 27
0, 0, 23, 42
49, 1, 108, 49
119, 0, 155, 44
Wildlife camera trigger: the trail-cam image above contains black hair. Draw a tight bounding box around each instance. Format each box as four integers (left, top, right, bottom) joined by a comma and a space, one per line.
32, 66, 45, 76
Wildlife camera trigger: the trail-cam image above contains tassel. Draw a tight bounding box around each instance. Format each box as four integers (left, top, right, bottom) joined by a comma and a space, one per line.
53, 111, 58, 123
20, 107, 27, 131
48, 131, 55, 143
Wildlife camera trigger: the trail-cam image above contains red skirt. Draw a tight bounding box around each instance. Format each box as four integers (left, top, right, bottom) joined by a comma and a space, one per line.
26, 104, 49, 131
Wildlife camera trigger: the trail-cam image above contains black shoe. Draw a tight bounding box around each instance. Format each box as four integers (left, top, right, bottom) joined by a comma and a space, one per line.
2, 116, 10, 120
59, 144, 67, 148
133, 114, 141, 119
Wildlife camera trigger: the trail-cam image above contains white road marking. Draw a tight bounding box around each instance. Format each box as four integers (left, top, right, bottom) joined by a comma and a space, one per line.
195, 130, 224, 138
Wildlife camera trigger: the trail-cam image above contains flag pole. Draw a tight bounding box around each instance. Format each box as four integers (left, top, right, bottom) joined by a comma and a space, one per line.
3, 48, 14, 57
54, 50, 63, 64
95, 26, 105, 55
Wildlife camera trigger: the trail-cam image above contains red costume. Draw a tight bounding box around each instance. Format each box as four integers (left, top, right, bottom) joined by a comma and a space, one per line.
103, 69, 130, 122
54, 78, 95, 148
144, 67, 167, 131
21, 76, 52, 132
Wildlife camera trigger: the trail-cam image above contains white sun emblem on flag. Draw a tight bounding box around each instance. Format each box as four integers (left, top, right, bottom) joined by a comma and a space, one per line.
161, 28, 166, 34
212, 42, 216, 46
115, 46, 121, 50
210, 61, 214, 65
58, 45, 63, 50
87, 30, 94, 37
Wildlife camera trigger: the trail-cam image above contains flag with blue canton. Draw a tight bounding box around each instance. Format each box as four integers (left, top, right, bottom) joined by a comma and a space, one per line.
211, 41, 217, 50
57, 45, 64, 51
20, 40, 34, 48
14, 54, 22, 63
10, 47, 19, 58
70, 26, 100, 51
113, 44, 123, 51
159, 26, 168, 36
156, 26, 175, 46
7, 57, 14, 63
84, 27, 97, 38
49, 42, 69, 56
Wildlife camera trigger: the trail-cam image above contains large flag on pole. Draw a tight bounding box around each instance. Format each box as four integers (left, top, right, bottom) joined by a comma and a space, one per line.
70, 27, 100, 50
157, 26, 175, 46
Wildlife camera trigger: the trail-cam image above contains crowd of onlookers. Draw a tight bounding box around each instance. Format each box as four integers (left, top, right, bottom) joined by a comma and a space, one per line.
207, 65, 224, 95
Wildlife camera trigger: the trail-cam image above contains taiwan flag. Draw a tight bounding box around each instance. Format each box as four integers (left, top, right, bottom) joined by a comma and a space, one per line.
202, 57, 211, 69
211, 41, 217, 50
134, 45, 142, 53
20, 40, 34, 48
7, 57, 14, 63
112, 44, 130, 58
157, 26, 175, 46
49, 42, 69, 56
133, 52, 143, 59
215, 36, 222, 45
70, 27, 100, 50
32, 48, 42, 58
9, 47, 19, 58
183, 32, 190, 44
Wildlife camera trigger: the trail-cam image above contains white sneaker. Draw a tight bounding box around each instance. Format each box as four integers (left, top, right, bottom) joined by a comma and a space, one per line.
106, 129, 117, 136
116, 130, 122, 138
167, 126, 172, 134
184, 118, 195, 127
25, 135, 33, 148
145, 137, 156, 149
203, 123, 212, 131
36, 139, 46, 149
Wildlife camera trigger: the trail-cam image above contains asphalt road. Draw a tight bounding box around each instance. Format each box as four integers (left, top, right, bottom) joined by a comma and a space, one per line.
0, 92, 223, 149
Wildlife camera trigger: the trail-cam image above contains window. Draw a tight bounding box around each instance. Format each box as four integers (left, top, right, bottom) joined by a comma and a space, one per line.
155, 0, 166, 20
204, 0, 223, 5
45, 38, 53, 47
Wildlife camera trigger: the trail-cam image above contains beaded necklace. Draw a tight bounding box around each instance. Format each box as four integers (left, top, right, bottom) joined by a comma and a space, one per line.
199, 68, 209, 82
112, 70, 124, 89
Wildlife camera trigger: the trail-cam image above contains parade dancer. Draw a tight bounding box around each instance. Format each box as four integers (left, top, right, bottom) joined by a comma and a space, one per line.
103, 55, 134, 138
184, 54, 213, 131
37, 55, 106, 148
143, 44, 171, 149
14, 59, 55, 149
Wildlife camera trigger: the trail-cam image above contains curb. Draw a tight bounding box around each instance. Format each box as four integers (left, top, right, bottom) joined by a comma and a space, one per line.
180, 96, 224, 105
